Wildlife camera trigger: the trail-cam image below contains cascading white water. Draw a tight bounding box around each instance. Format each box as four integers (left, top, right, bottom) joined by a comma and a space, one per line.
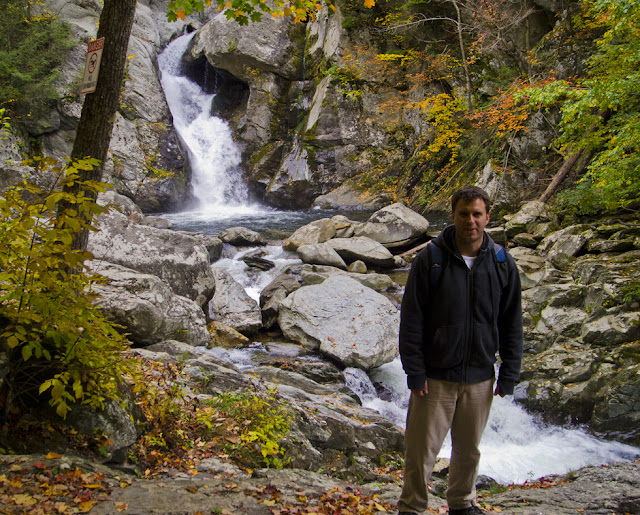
158, 32, 262, 220
346, 362, 640, 484
210, 248, 640, 485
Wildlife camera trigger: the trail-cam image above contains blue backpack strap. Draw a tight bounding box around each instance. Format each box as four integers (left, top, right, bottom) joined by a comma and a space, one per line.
427, 241, 442, 293
494, 242, 506, 262
493, 242, 508, 289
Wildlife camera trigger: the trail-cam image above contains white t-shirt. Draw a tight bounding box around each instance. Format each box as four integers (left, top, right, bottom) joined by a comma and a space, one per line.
463, 255, 476, 269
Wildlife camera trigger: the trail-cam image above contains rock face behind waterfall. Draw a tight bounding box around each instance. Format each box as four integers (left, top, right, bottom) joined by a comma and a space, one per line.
278, 275, 399, 369
186, 8, 444, 209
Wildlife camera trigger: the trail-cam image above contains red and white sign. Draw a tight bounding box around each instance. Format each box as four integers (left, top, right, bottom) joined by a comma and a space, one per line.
80, 38, 105, 95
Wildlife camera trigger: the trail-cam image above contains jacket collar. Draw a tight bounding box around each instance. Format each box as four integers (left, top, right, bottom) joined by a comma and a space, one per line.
438, 224, 493, 257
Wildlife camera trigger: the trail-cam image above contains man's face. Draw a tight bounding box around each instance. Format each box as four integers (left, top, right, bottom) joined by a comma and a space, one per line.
452, 198, 490, 248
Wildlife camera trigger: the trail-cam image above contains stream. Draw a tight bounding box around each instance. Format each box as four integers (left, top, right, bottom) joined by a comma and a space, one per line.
158, 31, 640, 485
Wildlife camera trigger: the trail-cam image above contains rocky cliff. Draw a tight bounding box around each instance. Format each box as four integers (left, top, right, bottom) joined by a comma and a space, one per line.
1, 0, 568, 213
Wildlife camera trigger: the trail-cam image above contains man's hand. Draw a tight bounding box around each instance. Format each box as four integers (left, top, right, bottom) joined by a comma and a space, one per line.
412, 379, 429, 397
494, 384, 505, 397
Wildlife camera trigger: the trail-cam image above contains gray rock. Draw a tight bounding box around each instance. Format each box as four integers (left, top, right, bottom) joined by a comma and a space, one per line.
354, 203, 429, 248
96, 190, 143, 217
90, 262, 211, 347
298, 264, 396, 292
259, 271, 303, 329
66, 399, 139, 463
209, 268, 263, 335
297, 243, 347, 269
327, 236, 397, 268
192, 11, 299, 81
487, 461, 640, 513
586, 238, 635, 254
581, 312, 640, 346
278, 275, 399, 369
241, 249, 276, 270
283, 218, 336, 251
504, 200, 554, 237
312, 183, 392, 210
218, 226, 267, 246
88, 210, 215, 306
592, 365, 640, 445
512, 232, 539, 249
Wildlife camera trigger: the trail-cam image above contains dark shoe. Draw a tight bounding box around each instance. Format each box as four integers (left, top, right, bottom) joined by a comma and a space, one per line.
449, 506, 485, 515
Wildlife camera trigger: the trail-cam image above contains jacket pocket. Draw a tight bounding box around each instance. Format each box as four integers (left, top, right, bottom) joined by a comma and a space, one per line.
428, 324, 465, 368
470, 322, 498, 367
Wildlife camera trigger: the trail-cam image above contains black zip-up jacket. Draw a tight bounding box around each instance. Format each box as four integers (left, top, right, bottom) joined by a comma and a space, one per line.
399, 225, 523, 395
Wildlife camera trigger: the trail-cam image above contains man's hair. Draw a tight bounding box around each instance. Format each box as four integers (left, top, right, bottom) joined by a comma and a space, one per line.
451, 186, 491, 213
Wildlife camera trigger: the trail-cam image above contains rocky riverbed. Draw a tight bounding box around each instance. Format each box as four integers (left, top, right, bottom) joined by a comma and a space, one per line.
2, 196, 640, 514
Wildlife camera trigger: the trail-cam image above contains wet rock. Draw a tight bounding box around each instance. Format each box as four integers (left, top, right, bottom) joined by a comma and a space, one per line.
209, 268, 263, 335
278, 275, 399, 370
218, 226, 267, 246
242, 249, 276, 270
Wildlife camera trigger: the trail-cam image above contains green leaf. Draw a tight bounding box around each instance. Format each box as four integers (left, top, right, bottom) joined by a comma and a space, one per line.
22, 344, 33, 361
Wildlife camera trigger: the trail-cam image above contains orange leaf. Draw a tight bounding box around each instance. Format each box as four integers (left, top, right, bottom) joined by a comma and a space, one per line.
364, 0, 375, 7
176, 9, 186, 20
46, 452, 62, 459
116, 501, 129, 512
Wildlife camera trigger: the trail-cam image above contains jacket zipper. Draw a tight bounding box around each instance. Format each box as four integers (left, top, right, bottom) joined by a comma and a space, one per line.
463, 254, 473, 383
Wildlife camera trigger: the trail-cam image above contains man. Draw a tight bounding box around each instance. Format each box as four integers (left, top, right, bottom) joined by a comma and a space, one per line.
397, 186, 523, 515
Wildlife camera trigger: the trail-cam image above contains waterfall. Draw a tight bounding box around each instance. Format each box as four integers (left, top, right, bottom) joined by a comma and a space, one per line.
158, 32, 256, 218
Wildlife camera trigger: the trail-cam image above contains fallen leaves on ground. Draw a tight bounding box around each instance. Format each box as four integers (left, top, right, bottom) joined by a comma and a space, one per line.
257, 484, 394, 514
0, 456, 116, 514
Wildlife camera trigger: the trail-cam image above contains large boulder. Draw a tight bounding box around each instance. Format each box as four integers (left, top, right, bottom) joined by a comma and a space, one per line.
312, 183, 392, 210
209, 268, 263, 335
217, 226, 267, 247
192, 11, 299, 82
260, 271, 302, 329
278, 275, 399, 369
88, 210, 215, 306
90, 262, 211, 347
283, 218, 336, 251
326, 236, 396, 268
297, 243, 347, 269
354, 203, 429, 248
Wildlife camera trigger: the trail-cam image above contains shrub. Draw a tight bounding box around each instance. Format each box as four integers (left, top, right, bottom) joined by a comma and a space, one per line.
0, 157, 131, 420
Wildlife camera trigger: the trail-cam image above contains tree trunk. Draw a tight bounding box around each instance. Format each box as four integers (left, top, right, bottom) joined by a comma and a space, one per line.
64, 0, 137, 251
451, 0, 473, 113
538, 148, 584, 204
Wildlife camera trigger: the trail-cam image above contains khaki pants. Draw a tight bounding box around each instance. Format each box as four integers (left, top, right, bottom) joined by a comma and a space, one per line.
397, 378, 494, 513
